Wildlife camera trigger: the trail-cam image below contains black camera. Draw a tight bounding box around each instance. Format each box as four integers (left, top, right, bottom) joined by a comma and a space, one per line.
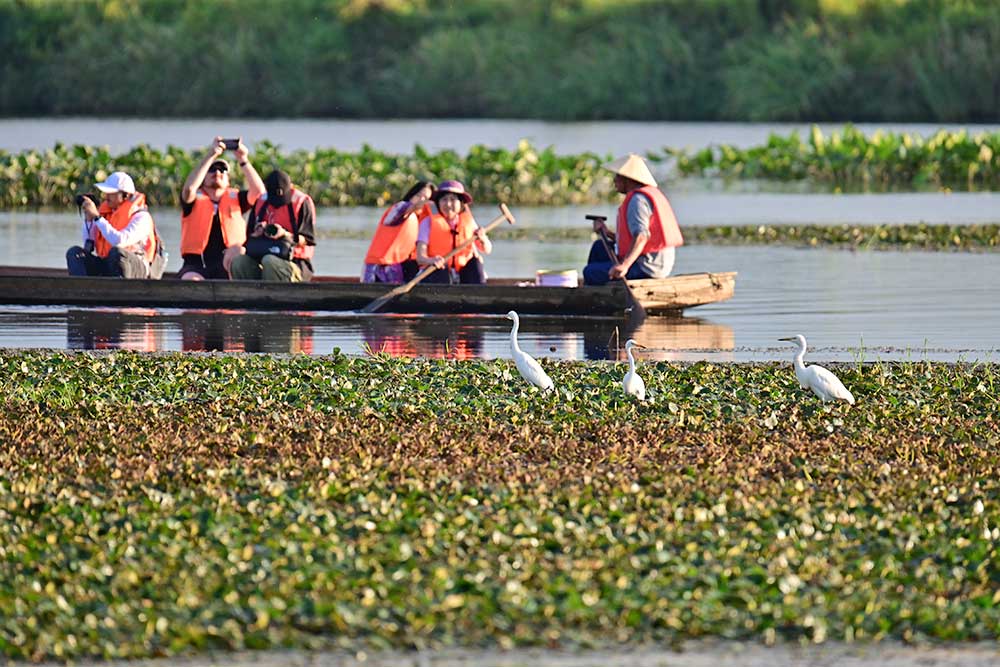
265, 223, 279, 236
75, 193, 98, 207
223, 138, 240, 150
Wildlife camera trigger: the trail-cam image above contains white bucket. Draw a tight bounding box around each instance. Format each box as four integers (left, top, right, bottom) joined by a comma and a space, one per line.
535, 269, 579, 288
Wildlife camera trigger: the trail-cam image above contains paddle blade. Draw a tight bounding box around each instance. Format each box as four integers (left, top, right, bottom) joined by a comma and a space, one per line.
360, 288, 401, 313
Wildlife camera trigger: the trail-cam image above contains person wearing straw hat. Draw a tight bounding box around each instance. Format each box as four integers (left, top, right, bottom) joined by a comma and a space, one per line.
582, 153, 683, 286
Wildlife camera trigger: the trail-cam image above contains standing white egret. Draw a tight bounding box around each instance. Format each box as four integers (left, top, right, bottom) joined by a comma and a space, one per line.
622, 339, 647, 400
505, 311, 554, 390
778, 335, 855, 404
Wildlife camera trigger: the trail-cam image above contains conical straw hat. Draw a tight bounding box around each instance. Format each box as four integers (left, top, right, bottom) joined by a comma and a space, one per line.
602, 153, 657, 187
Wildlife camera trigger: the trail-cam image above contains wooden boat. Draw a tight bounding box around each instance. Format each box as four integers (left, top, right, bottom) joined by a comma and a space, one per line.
0, 267, 736, 316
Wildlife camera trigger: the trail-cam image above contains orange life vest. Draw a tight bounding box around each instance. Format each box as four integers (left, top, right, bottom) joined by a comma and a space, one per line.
615, 186, 684, 260
180, 188, 247, 255
425, 210, 479, 271
364, 202, 432, 265
252, 188, 315, 261
93, 193, 157, 263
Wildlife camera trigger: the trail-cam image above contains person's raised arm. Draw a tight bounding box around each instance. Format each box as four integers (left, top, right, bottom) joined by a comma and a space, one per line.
234, 139, 265, 203
473, 219, 492, 255
181, 137, 226, 204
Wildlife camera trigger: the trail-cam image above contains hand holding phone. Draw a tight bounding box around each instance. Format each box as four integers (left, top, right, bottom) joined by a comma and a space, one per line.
222, 138, 241, 151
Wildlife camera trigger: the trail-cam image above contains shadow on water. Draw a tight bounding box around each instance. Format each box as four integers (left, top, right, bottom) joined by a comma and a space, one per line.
9, 307, 738, 361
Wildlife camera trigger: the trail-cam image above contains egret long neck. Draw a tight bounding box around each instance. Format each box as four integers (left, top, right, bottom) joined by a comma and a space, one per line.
794, 340, 807, 371
626, 347, 636, 374
509, 318, 522, 353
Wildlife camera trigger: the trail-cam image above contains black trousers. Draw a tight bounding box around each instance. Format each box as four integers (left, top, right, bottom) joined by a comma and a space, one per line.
421, 257, 486, 284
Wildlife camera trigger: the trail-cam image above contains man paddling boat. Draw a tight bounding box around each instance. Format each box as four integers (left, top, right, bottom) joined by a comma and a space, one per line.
582, 154, 684, 285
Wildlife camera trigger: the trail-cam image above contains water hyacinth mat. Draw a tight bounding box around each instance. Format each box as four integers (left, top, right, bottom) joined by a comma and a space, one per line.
0, 350, 998, 660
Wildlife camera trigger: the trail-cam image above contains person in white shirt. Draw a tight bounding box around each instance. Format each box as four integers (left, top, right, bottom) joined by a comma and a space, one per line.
67, 171, 165, 279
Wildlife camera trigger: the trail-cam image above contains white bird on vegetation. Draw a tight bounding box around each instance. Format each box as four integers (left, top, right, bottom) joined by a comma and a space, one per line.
506, 310, 554, 390
778, 334, 855, 404
622, 339, 647, 400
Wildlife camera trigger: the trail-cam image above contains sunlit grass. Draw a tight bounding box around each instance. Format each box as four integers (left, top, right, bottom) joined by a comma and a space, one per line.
0, 351, 998, 659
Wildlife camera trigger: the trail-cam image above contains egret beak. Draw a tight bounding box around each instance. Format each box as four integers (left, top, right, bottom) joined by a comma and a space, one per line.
777, 337, 795, 341
633, 343, 647, 349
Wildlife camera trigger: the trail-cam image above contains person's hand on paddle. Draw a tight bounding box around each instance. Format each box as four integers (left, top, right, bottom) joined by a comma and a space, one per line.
591, 217, 613, 240
609, 262, 629, 280
428, 255, 447, 270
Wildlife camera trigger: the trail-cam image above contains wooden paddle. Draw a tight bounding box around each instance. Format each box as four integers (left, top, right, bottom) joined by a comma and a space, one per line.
586, 214, 647, 320
360, 203, 516, 314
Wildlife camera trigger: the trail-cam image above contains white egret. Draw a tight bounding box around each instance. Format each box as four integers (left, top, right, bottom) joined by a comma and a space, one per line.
778, 335, 855, 404
505, 311, 554, 390
622, 339, 647, 400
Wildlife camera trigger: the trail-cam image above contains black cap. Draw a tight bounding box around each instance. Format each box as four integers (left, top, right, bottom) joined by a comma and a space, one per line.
264, 169, 292, 205
208, 159, 229, 173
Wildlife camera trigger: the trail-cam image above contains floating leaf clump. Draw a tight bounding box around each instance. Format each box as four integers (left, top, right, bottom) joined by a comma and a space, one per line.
666, 125, 1000, 191
0, 351, 998, 660
318, 223, 1000, 252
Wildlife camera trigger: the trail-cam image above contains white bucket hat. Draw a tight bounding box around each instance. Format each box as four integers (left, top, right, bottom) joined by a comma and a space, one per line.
94, 171, 136, 194
602, 153, 657, 187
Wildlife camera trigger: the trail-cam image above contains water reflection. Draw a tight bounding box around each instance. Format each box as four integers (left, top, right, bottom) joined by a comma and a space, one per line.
599, 316, 736, 362
361, 315, 486, 360
67, 308, 165, 352
67, 309, 317, 355
4, 306, 736, 361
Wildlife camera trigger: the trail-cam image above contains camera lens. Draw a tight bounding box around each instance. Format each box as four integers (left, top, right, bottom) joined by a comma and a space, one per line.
265, 224, 279, 235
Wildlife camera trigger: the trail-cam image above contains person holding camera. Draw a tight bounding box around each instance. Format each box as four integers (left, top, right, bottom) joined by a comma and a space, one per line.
230, 170, 317, 282
66, 171, 166, 279
178, 136, 265, 280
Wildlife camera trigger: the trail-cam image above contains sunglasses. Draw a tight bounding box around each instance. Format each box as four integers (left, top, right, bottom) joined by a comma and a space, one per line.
207, 165, 229, 174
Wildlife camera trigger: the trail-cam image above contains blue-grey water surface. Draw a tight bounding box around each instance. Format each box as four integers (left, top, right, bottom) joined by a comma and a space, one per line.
3, 118, 998, 154
1, 119, 996, 361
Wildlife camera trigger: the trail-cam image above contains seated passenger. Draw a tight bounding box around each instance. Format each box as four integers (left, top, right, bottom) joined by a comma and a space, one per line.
415, 180, 492, 285
582, 153, 684, 286
67, 171, 166, 279
178, 137, 265, 280
361, 181, 436, 284
230, 170, 317, 282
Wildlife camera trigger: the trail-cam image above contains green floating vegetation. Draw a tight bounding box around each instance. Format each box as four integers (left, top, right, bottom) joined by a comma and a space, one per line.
0, 350, 999, 660
683, 223, 1000, 251
0, 141, 611, 209
320, 223, 1000, 252
665, 125, 1000, 191
4, 127, 1000, 212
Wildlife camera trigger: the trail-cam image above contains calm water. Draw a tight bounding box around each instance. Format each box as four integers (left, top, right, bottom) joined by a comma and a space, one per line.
0, 244, 996, 362
2, 119, 997, 361
3, 192, 998, 275
3, 118, 998, 154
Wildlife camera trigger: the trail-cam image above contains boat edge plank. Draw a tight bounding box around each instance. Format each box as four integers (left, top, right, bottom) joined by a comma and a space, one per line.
0, 268, 735, 316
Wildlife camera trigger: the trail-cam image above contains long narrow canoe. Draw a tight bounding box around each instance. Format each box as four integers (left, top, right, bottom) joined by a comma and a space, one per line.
0, 267, 736, 316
